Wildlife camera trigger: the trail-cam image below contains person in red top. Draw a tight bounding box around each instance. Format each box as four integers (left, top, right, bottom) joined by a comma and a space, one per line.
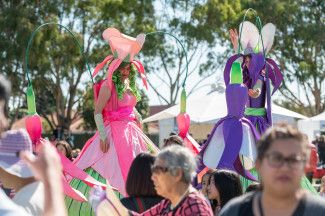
96, 145, 213, 216
304, 135, 319, 182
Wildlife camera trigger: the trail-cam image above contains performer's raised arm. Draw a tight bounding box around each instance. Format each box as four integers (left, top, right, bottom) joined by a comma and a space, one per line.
229, 28, 239, 52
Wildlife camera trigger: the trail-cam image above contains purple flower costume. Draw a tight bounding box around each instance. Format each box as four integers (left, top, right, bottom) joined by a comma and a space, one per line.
224, 53, 282, 134
199, 82, 259, 180
225, 21, 283, 134
197, 21, 284, 182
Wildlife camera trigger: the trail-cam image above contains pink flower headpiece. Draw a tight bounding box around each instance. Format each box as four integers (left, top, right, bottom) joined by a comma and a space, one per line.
92, 28, 148, 90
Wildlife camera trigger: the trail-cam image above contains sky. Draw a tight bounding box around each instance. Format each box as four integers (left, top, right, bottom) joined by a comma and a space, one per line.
144, 0, 224, 106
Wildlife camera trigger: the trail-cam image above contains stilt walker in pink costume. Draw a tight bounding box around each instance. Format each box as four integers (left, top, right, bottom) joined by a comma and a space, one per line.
66, 28, 159, 215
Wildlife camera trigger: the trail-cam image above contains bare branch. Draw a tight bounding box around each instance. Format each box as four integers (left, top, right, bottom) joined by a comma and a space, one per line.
187, 42, 200, 64
152, 72, 170, 86
50, 106, 58, 128
73, 96, 82, 105
279, 90, 303, 108
158, 49, 173, 83
188, 72, 215, 96
303, 81, 314, 108
177, 43, 201, 77
278, 81, 304, 107
148, 81, 169, 104
72, 109, 80, 122
189, 83, 211, 95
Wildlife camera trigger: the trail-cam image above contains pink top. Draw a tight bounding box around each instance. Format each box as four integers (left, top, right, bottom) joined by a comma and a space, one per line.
93, 80, 137, 123
118, 91, 137, 108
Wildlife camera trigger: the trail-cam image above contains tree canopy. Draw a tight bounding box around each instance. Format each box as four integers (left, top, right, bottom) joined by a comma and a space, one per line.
1, 0, 323, 133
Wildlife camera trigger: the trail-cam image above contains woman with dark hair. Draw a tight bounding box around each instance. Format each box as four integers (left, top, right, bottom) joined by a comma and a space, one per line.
121, 153, 162, 213
200, 168, 215, 198
207, 169, 243, 215
56, 140, 72, 160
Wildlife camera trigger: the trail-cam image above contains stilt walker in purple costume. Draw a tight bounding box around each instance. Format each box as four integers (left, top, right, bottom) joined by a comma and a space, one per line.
198, 62, 259, 181
228, 20, 283, 134
225, 16, 316, 193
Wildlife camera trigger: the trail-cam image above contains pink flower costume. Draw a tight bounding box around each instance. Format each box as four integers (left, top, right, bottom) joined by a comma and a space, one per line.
66, 28, 159, 216
73, 83, 156, 196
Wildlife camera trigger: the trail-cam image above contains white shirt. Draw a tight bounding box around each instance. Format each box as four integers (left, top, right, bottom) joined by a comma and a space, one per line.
0, 188, 30, 216
12, 181, 45, 216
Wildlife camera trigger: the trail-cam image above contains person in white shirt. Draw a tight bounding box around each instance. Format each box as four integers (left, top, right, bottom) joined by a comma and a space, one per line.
0, 188, 30, 216
0, 74, 66, 216
0, 129, 45, 216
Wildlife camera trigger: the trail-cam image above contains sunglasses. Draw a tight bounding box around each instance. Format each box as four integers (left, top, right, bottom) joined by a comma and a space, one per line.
151, 165, 169, 174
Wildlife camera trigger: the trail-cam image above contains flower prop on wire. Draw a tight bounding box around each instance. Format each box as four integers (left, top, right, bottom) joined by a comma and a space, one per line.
144, 30, 201, 154
25, 85, 42, 150
176, 88, 201, 154
24, 22, 109, 202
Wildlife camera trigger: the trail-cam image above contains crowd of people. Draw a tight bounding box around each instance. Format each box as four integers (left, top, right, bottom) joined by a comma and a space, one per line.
1, 23, 325, 216
1, 77, 325, 216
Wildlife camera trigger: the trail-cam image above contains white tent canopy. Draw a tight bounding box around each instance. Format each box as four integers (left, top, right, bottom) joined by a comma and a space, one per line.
310, 111, 325, 121
144, 92, 307, 123
298, 111, 325, 141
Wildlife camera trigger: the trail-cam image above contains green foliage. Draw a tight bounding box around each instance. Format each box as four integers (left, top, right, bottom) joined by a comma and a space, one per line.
1, 0, 324, 133
81, 84, 95, 130
239, 0, 324, 116
191, 0, 324, 116
136, 89, 150, 118
0, 0, 156, 131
